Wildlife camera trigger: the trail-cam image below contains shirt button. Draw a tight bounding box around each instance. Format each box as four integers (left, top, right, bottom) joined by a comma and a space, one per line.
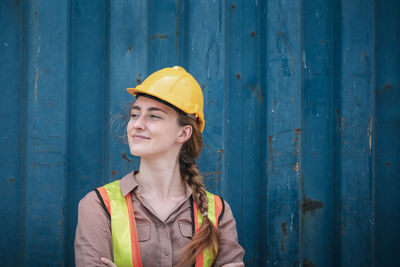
163, 250, 170, 256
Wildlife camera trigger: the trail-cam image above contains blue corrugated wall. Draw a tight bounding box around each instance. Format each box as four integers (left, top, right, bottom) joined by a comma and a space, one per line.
1, 0, 399, 266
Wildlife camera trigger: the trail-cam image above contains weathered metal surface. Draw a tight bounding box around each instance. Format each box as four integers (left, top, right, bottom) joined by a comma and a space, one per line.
1, 0, 399, 266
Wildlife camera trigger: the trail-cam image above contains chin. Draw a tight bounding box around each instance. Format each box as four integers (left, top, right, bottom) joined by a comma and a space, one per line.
130, 148, 145, 157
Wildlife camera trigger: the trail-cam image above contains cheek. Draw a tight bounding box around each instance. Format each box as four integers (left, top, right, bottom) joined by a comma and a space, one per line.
127, 119, 134, 132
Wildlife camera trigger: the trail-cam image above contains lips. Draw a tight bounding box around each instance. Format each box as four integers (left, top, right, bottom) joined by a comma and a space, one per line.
132, 134, 150, 140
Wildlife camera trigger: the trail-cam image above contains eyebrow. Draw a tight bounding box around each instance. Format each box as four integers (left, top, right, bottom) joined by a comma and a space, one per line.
131, 106, 167, 114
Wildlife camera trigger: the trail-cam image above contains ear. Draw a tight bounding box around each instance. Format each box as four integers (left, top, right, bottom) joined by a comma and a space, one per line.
176, 125, 193, 144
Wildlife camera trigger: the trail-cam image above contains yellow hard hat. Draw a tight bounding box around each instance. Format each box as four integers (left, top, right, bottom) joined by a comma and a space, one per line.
127, 66, 205, 132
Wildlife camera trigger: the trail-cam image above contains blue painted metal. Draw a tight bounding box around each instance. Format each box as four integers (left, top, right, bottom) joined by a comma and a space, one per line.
1, 0, 399, 266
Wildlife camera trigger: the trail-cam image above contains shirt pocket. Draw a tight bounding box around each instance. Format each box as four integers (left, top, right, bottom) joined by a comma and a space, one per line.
178, 220, 193, 239
137, 223, 151, 242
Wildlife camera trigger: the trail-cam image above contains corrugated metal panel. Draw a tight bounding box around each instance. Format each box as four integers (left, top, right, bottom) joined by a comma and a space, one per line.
1, 0, 399, 266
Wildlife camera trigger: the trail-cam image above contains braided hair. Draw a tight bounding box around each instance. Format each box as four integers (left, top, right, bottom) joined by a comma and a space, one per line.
176, 114, 220, 266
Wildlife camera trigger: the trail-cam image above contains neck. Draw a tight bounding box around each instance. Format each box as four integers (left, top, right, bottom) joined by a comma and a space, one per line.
135, 156, 185, 199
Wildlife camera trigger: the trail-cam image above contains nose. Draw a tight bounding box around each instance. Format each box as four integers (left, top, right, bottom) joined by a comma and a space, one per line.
130, 114, 145, 131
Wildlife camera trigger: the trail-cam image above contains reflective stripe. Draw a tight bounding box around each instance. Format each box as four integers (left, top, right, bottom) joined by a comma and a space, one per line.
100, 180, 143, 267
98, 182, 221, 267
206, 191, 216, 226
194, 191, 223, 267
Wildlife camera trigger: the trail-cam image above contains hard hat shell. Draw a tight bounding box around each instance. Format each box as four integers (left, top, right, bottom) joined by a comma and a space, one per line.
127, 66, 205, 132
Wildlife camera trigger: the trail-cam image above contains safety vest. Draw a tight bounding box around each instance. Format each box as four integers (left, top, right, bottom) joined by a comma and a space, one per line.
95, 180, 224, 267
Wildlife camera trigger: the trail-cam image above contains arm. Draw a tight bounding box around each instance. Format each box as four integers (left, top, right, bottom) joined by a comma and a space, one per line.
75, 191, 113, 267
213, 200, 245, 267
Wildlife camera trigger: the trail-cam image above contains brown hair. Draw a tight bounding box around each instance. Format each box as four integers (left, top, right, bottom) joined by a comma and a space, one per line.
176, 114, 220, 266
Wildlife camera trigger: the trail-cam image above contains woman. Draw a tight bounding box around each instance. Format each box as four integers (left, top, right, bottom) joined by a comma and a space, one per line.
75, 66, 245, 267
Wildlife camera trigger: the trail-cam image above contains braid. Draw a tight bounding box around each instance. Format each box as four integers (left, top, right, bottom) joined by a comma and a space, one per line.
180, 158, 208, 214
176, 115, 220, 267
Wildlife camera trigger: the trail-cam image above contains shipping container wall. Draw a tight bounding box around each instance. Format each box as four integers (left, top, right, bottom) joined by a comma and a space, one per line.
0, 0, 399, 266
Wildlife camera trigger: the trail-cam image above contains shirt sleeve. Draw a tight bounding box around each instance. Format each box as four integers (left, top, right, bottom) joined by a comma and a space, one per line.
74, 191, 113, 267
213, 200, 245, 267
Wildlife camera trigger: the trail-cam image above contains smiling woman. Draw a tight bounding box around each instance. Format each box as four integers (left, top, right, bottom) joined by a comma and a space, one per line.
74, 66, 245, 267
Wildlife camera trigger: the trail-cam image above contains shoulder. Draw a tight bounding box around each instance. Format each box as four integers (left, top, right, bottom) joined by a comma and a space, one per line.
77, 190, 108, 219
79, 190, 101, 209
76, 189, 111, 231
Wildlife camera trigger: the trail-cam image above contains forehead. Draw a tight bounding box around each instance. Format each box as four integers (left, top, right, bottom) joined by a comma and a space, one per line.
132, 96, 174, 113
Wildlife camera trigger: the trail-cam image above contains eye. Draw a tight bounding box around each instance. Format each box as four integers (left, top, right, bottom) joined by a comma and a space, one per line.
131, 113, 140, 119
149, 114, 161, 119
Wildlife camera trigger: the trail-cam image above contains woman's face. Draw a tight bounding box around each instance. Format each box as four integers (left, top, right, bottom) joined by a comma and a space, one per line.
127, 96, 186, 158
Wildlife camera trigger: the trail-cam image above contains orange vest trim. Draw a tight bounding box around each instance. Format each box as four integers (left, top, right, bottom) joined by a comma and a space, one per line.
95, 181, 225, 267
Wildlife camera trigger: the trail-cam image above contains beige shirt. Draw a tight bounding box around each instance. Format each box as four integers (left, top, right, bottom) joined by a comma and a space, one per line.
75, 171, 245, 267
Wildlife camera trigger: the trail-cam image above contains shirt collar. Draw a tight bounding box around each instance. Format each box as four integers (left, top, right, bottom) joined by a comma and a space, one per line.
119, 170, 193, 198
120, 171, 139, 197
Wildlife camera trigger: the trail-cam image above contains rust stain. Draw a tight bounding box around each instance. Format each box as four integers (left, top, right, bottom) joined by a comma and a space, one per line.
294, 128, 300, 154
10, 177, 15, 183
268, 135, 273, 144
249, 84, 264, 104
302, 197, 323, 214
293, 162, 299, 172
111, 170, 118, 175
136, 74, 142, 85
236, 73, 241, 80
232, 3, 236, 9
217, 149, 224, 153
152, 33, 168, 39
280, 222, 288, 251
121, 152, 132, 162
384, 83, 392, 90
386, 162, 392, 166
250, 31, 255, 38
128, 46, 132, 54
249, 84, 255, 92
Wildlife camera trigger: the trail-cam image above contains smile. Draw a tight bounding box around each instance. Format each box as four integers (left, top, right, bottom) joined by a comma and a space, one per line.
132, 134, 150, 140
